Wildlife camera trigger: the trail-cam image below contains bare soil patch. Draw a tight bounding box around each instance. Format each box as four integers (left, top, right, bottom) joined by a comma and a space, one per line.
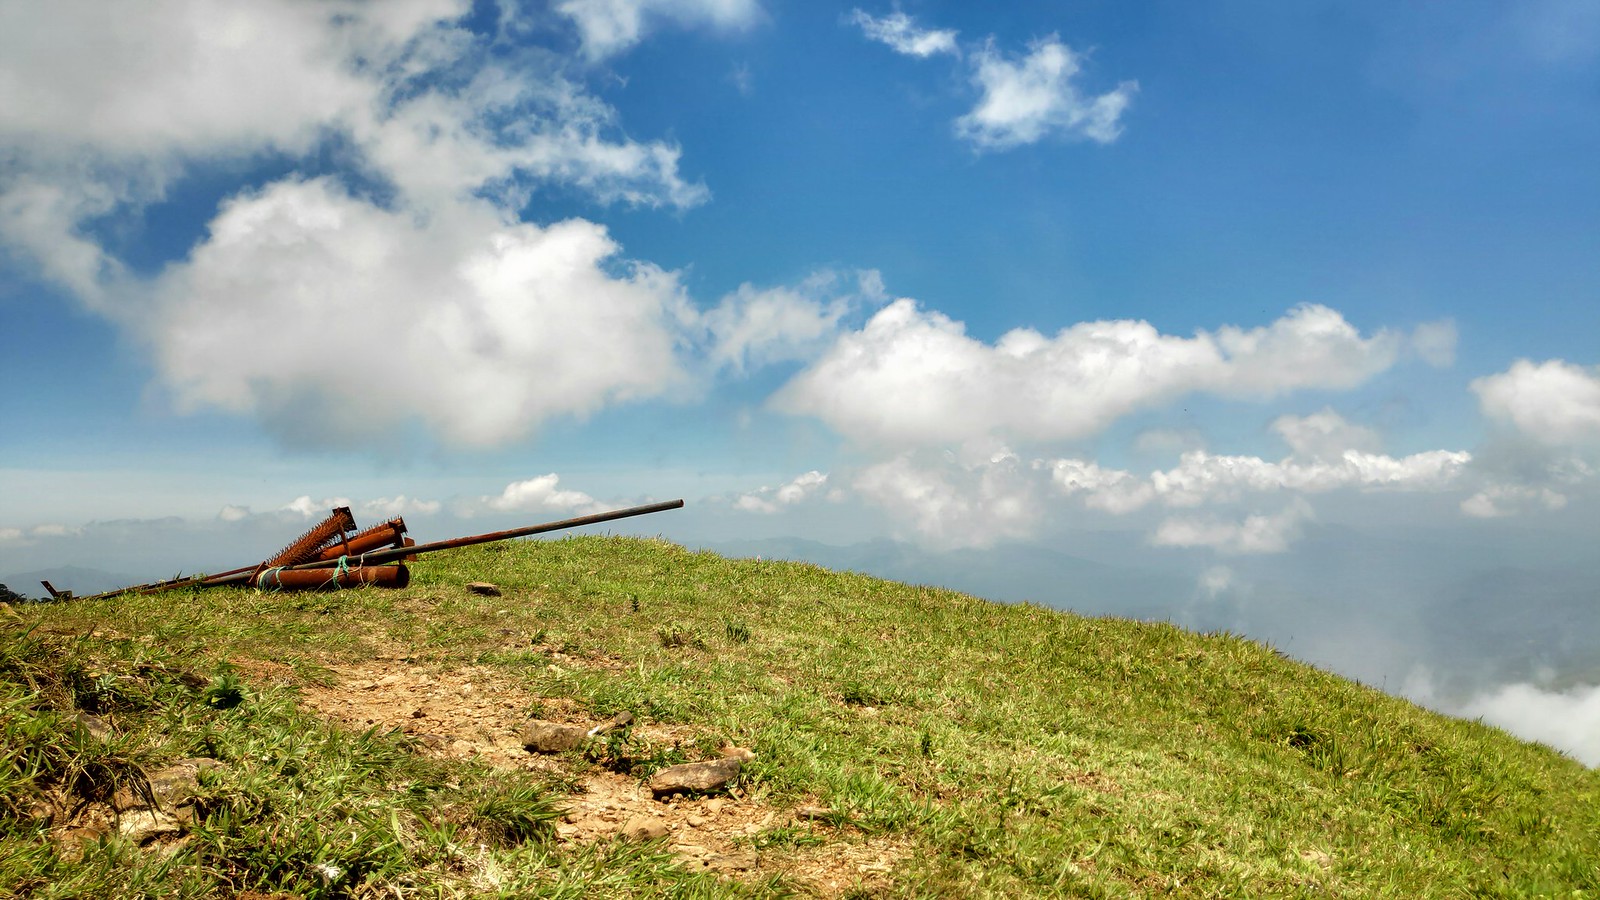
255, 655, 908, 895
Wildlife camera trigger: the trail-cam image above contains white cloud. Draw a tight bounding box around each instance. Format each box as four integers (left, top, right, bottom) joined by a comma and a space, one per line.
776, 300, 1407, 448
1411, 319, 1458, 368
0, 528, 23, 543
217, 505, 251, 523
487, 474, 602, 515
1272, 409, 1382, 460
853, 446, 1040, 549
1048, 447, 1471, 513
954, 36, 1137, 149
1151, 499, 1314, 555
734, 470, 829, 514
362, 496, 443, 519
848, 10, 959, 58
556, 0, 761, 60
1198, 565, 1235, 599
1473, 359, 1600, 447
704, 271, 876, 373
1459, 483, 1569, 518
0, 1, 720, 449
148, 178, 692, 448
281, 496, 353, 518
1458, 682, 1600, 767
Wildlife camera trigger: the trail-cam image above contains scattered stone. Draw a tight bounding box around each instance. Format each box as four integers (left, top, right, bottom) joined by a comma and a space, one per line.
113, 758, 221, 824
795, 805, 832, 821
648, 757, 741, 797
1300, 849, 1334, 870
587, 711, 635, 737
621, 815, 670, 841
467, 582, 502, 596
720, 744, 756, 761
520, 720, 589, 753
118, 808, 182, 844
704, 797, 725, 815
707, 851, 758, 873
72, 711, 113, 742
686, 814, 707, 828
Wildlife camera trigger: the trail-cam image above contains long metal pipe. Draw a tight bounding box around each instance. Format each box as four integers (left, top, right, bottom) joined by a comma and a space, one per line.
204, 499, 685, 585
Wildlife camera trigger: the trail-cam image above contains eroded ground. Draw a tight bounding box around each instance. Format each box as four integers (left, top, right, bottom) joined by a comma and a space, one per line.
235, 653, 908, 896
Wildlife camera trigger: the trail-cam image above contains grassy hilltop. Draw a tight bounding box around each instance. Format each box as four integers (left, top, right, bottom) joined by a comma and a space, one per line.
3, 536, 1597, 898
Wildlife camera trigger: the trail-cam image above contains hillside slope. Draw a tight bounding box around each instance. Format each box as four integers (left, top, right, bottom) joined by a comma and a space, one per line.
3, 536, 1597, 898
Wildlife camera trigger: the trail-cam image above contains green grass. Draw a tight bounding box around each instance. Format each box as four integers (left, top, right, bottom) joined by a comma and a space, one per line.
4, 535, 1598, 897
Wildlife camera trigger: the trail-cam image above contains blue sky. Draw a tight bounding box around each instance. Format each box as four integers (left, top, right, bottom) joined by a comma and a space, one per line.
2, 1, 1599, 761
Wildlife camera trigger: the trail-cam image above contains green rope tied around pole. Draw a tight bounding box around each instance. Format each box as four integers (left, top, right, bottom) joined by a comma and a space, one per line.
256, 567, 284, 592
329, 555, 351, 588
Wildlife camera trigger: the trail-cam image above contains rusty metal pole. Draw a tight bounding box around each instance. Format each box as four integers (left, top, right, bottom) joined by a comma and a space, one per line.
206, 499, 686, 585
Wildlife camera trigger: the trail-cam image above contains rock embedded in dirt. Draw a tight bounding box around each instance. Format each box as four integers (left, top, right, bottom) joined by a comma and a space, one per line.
795, 805, 833, 821
708, 850, 759, 873
621, 814, 670, 841
520, 719, 590, 753
467, 582, 502, 596
113, 758, 221, 819
587, 711, 634, 737
72, 711, 113, 742
648, 757, 742, 797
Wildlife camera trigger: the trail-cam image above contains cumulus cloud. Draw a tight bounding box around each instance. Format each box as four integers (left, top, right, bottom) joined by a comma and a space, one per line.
486, 474, 603, 515
1458, 682, 1600, 767
1473, 359, 1600, 447
281, 495, 353, 518
1459, 483, 1569, 518
0, 1, 724, 449
556, 0, 762, 60
954, 36, 1138, 149
776, 301, 1409, 448
1151, 499, 1314, 555
1048, 447, 1471, 513
853, 445, 1040, 549
149, 179, 692, 447
848, 9, 959, 58
362, 496, 443, 519
1272, 409, 1383, 460
703, 271, 879, 374
734, 470, 829, 514
217, 505, 251, 523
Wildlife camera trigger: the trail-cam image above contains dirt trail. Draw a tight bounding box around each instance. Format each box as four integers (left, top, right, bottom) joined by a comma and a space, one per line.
238, 654, 907, 895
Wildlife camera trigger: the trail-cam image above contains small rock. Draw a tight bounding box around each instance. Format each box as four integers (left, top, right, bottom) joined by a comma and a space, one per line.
720, 745, 756, 761
707, 851, 758, 873
795, 805, 832, 821
1300, 849, 1334, 870
648, 757, 742, 797
72, 711, 113, 742
113, 758, 220, 815
686, 815, 706, 828
519, 720, 589, 753
621, 815, 669, 841
704, 798, 725, 815
587, 711, 635, 737
467, 582, 502, 596
117, 808, 182, 844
